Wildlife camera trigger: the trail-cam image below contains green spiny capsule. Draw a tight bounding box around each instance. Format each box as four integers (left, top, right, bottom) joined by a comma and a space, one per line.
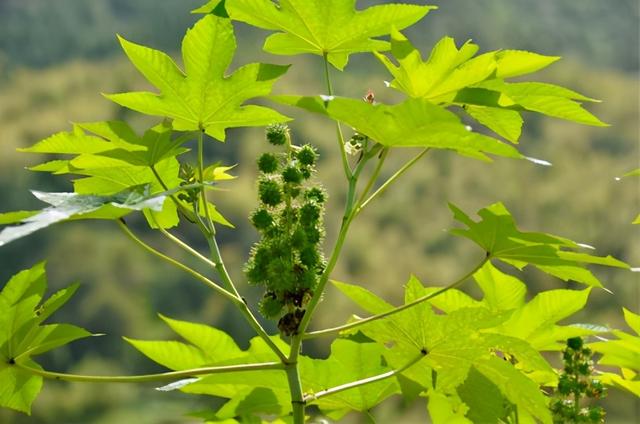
251, 208, 273, 231
299, 246, 320, 268
304, 187, 326, 203
257, 153, 279, 174
297, 144, 317, 166
259, 179, 282, 206
567, 337, 583, 350
260, 294, 284, 318
266, 123, 288, 146
300, 202, 321, 226
282, 165, 303, 184
300, 166, 312, 180
304, 226, 321, 243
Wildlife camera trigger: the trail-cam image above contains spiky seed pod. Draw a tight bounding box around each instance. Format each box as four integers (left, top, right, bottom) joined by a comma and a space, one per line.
259, 294, 284, 318
300, 166, 312, 180
246, 125, 326, 333
304, 187, 326, 203
266, 123, 288, 145
282, 165, 303, 184
258, 179, 282, 206
257, 153, 279, 174
300, 202, 321, 226
251, 209, 273, 231
297, 144, 317, 166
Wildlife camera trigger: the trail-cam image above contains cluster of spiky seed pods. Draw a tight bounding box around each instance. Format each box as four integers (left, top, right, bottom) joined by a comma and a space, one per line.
551, 337, 606, 423
245, 124, 326, 336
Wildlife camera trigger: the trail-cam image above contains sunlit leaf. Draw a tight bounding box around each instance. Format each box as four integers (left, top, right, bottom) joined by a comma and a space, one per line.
106, 15, 290, 140
227, 0, 434, 70
0, 264, 90, 414
273, 95, 522, 161
450, 202, 628, 286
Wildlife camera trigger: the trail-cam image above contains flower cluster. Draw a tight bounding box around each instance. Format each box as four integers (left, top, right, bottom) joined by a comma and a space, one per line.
245, 124, 326, 336
551, 337, 607, 423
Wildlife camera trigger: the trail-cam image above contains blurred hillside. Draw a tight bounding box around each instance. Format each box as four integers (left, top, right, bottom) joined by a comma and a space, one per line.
0, 1, 638, 423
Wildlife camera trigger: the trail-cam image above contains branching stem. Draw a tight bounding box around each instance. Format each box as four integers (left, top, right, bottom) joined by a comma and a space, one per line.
323, 53, 351, 178
303, 256, 489, 340
357, 147, 430, 216
305, 352, 424, 402
16, 361, 283, 384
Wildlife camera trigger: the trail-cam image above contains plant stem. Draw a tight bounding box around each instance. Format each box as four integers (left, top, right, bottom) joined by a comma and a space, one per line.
305, 352, 424, 402
356, 147, 389, 207
285, 362, 306, 423
356, 147, 430, 216
117, 218, 237, 303
303, 256, 489, 340
157, 224, 217, 268
16, 361, 284, 384
323, 53, 351, 178
118, 219, 288, 362
290, 168, 361, 360
197, 130, 215, 236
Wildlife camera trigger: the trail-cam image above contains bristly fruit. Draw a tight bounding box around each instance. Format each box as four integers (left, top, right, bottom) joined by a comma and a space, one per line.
245, 124, 326, 336
266, 123, 288, 146
551, 337, 607, 423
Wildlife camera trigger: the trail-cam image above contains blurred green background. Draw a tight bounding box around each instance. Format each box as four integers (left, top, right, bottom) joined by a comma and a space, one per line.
0, 0, 638, 422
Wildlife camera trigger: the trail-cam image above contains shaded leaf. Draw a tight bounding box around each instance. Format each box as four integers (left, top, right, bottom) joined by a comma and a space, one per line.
0, 184, 166, 246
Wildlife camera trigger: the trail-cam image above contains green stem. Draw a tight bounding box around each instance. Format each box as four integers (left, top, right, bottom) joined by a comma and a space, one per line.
356, 147, 430, 216
197, 130, 215, 236
118, 219, 288, 362
16, 361, 283, 384
157, 224, 218, 269
323, 53, 351, 178
304, 352, 424, 402
289, 156, 369, 361
117, 219, 237, 303
356, 147, 389, 208
285, 363, 306, 423
303, 256, 489, 340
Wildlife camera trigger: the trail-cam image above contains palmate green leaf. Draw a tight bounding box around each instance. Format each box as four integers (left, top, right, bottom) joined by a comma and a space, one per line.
376, 29, 604, 143
226, 0, 434, 70
22, 121, 232, 229
423, 263, 601, 355
456, 367, 507, 424
272, 95, 522, 161
0, 263, 91, 414
590, 308, 640, 397
0, 359, 43, 415
0, 184, 166, 246
426, 391, 472, 424
333, 276, 556, 422
192, 0, 228, 17
450, 202, 628, 287
474, 357, 551, 424
129, 316, 291, 418
301, 339, 400, 419
105, 15, 290, 140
